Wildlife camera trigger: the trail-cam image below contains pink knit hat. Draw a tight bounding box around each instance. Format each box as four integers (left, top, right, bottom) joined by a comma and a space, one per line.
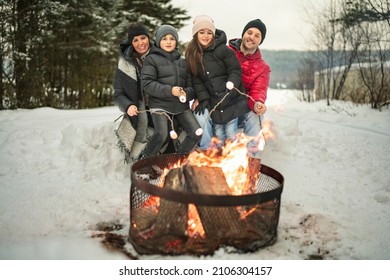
192, 15, 216, 36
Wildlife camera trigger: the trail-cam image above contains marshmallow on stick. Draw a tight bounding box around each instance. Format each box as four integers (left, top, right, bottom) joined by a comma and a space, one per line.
226, 81, 234, 90
179, 95, 186, 103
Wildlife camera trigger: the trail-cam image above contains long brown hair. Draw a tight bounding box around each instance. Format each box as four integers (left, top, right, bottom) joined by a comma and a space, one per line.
185, 35, 207, 77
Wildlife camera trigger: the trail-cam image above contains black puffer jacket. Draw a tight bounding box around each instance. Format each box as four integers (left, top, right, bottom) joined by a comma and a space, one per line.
142, 46, 194, 114
113, 39, 143, 128
192, 29, 250, 124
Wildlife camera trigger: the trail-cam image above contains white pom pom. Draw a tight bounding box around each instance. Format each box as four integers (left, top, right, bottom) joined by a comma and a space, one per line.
170, 130, 178, 139
179, 95, 186, 103
195, 128, 203, 136
226, 81, 234, 90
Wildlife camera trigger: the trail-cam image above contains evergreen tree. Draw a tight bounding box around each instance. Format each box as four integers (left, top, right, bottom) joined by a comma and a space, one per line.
341, 0, 390, 26
1, 0, 190, 109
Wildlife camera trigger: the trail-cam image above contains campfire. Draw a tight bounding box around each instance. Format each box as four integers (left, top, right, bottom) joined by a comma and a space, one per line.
129, 125, 283, 255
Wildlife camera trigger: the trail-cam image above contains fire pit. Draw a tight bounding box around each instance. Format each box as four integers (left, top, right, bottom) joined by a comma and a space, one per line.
129, 153, 284, 256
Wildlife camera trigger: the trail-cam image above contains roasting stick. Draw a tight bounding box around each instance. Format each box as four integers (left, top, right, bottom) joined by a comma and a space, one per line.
114, 81, 257, 140
208, 81, 261, 115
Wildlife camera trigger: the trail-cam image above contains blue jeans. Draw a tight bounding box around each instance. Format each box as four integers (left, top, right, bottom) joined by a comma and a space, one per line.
238, 111, 263, 158
193, 109, 213, 150
214, 118, 238, 143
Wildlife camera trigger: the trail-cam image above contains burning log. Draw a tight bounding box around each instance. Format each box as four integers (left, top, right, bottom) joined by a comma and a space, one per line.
183, 165, 231, 195
154, 168, 188, 237
151, 168, 188, 253
129, 152, 284, 255
244, 157, 261, 193
182, 165, 244, 241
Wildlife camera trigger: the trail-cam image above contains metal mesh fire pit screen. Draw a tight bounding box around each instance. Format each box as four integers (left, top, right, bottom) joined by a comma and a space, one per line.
129, 154, 284, 255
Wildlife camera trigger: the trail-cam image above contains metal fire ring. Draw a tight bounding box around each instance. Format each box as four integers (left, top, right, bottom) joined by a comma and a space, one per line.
131, 154, 284, 207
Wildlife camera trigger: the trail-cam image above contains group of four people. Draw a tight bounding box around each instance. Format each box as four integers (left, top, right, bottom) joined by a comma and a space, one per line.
114, 15, 270, 162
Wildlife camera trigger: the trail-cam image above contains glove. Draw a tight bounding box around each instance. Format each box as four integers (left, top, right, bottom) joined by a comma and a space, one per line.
194, 99, 210, 115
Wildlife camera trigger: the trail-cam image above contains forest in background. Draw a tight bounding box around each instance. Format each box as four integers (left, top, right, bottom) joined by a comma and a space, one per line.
1, 0, 189, 109
1, 0, 389, 110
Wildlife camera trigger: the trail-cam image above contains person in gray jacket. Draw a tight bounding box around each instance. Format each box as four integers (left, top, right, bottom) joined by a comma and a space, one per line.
113, 23, 152, 163
140, 25, 202, 159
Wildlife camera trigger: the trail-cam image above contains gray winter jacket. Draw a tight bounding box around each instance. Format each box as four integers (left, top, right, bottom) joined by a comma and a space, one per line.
113, 40, 144, 128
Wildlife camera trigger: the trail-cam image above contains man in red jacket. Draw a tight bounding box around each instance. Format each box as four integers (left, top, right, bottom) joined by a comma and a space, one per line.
228, 19, 271, 158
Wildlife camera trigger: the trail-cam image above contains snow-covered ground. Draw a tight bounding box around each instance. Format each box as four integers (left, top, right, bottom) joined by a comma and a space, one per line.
0, 89, 389, 261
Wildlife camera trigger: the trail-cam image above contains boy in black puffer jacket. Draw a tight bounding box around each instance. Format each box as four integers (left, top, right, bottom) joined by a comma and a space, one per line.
140, 25, 202, 159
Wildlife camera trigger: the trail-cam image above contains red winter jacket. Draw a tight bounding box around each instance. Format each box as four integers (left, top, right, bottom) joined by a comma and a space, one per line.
228, 38, 270, 111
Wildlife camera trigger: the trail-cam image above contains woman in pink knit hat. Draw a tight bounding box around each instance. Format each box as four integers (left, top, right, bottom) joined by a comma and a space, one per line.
186, 15, 249, 149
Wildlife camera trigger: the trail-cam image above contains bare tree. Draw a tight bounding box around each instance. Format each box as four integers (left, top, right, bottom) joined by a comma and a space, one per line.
307, 0, 389, 108
310, 0, 342, 105
356, 20, 390, 109
336, 0, 390, 108
332, 10, 363, 101
296, 55, 316, 102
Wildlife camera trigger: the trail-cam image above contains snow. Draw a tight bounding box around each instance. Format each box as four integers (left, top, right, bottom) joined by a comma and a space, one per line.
0, 89, 389, 261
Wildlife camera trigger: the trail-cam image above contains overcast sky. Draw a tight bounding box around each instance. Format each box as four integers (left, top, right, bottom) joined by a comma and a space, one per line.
171, 0, 326, 50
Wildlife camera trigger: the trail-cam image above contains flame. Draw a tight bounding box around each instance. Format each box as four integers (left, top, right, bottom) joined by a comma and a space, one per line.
187, 204, 205, 237
186, 134, 252, 194
155, 119, 275, 198
257, 119, 275, 151
138, 121, 275, 238
185, 120, 275, 194
159, 159, 185, 187
143, 196, 160, 209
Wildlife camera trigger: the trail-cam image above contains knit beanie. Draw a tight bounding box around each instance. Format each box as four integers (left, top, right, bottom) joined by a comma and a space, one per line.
155, 25, 179, 48
192, 15, 216, 37
127, 23, 149, 43
242, 19, 267, 45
